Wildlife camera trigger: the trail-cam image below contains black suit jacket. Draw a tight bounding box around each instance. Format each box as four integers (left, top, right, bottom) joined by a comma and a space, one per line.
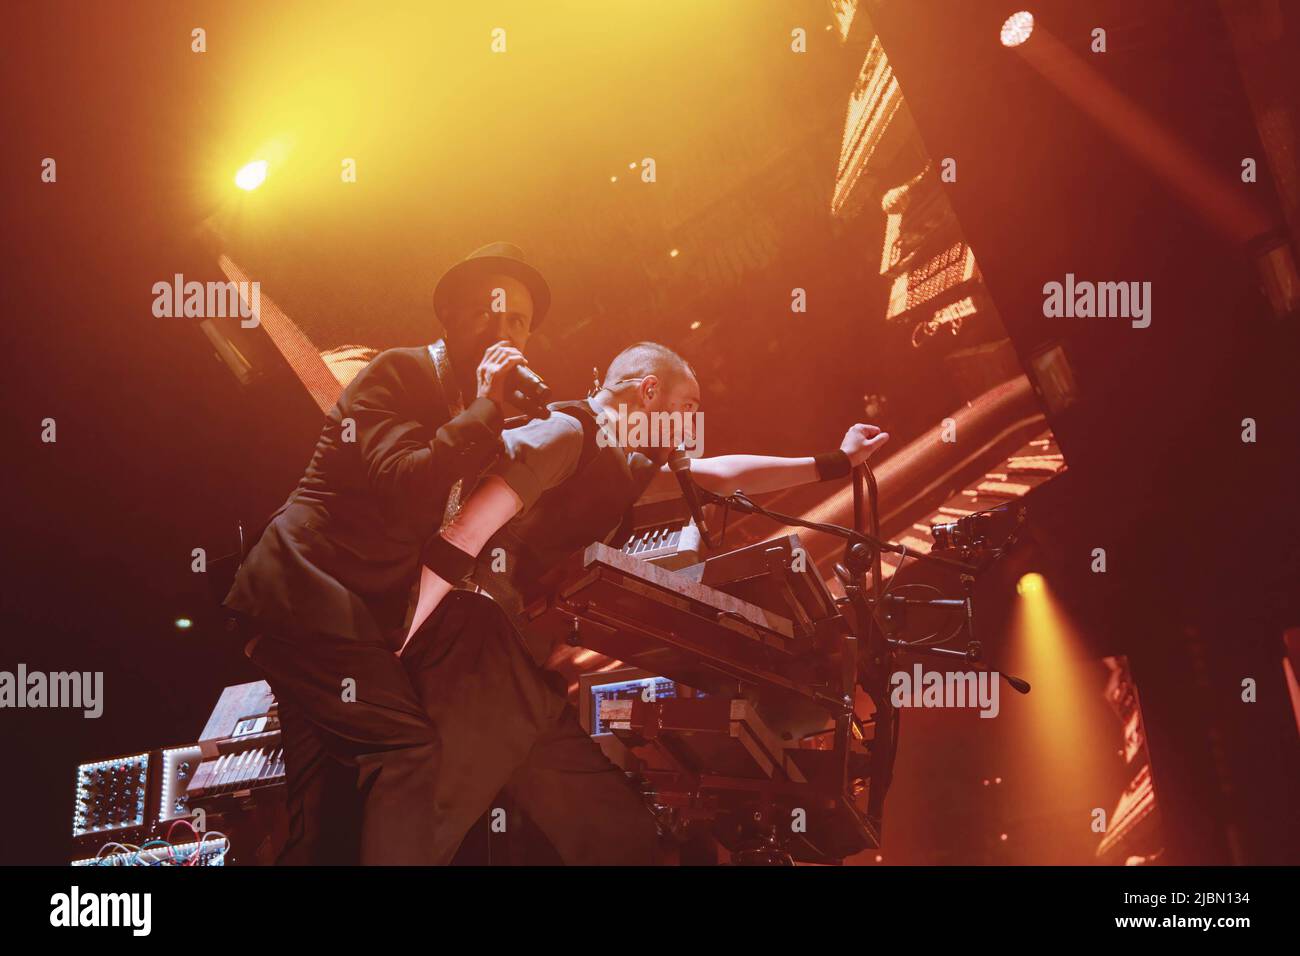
224, 346, 504, 649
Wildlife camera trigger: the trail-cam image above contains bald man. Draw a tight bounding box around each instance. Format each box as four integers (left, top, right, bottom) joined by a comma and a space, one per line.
398, 341, 889, 864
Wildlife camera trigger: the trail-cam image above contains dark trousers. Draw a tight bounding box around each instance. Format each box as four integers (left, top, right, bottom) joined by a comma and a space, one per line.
399, 590, 660, 865
249, 629, 445, 865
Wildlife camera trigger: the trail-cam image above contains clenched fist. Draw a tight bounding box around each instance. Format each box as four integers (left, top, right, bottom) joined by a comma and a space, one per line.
839, 423, 890, 468
475, 340, 527, 407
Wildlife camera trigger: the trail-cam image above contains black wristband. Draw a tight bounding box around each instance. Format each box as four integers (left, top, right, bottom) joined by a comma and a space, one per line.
420, 534, 477, 583
814, 450, 852, 481
462, 396, 504, 433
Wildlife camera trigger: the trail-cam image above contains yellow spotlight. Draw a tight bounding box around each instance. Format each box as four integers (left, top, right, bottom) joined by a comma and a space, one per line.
1000, 11, 1034, 48
235, 160, 268, 191
1017, 572, 1045, 596
1010, 564, 1112, 843
669, 248, 680, 258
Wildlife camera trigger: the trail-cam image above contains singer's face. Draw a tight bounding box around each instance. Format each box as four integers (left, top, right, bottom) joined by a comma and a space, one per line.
641, 370, 702, 464
445, 273, 534, 358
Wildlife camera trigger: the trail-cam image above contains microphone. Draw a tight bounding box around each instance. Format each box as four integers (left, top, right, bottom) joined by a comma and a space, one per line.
508, 365, 551, 419
668, 447, 712, 549
1002, 673, 1032, 695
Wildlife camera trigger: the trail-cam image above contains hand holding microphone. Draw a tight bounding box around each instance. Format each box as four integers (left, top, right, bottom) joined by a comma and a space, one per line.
475, 340, 551, 418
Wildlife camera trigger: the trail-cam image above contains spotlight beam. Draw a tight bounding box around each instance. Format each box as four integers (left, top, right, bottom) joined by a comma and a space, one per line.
1008, 24, 1272, 244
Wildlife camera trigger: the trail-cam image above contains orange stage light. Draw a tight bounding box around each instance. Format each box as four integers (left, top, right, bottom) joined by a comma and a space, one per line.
1017, 571, 1044, 595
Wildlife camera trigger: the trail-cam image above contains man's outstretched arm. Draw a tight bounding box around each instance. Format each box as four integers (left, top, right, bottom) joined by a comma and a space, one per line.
637, 423, 890, 504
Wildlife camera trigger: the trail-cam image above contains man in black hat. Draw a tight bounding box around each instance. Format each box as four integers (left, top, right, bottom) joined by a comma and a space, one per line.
224, 242, 551, 865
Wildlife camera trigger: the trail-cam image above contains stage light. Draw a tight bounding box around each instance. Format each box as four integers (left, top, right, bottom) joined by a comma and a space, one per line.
1000, 11, 1034, 48
669, 248, 680, 258
234, 160, 268, 191
689, 320, 701, 330
174, 617, 193, 630
1010, 563, 1112, 825
1017, 572, 1045, 596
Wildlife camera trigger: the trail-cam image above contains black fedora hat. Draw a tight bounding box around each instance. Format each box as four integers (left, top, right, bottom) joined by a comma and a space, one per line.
433, 241, 552, 330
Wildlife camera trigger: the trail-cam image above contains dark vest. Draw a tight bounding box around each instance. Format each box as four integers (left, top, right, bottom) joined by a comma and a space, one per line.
471, 400, 656, 629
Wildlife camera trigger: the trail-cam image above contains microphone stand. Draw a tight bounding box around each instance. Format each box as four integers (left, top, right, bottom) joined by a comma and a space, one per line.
693, 467, 976, 830
851, 463, 897, 830
693, 468, 1031, 829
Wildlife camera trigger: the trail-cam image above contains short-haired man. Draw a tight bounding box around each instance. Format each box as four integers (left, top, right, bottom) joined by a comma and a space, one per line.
397, 340, 888, 864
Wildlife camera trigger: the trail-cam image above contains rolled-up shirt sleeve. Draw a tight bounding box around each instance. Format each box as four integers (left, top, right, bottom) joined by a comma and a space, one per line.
486, 413, 585, 513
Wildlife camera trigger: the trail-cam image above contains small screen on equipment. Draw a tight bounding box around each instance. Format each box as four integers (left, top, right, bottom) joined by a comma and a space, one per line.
589, 676, 682, 735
